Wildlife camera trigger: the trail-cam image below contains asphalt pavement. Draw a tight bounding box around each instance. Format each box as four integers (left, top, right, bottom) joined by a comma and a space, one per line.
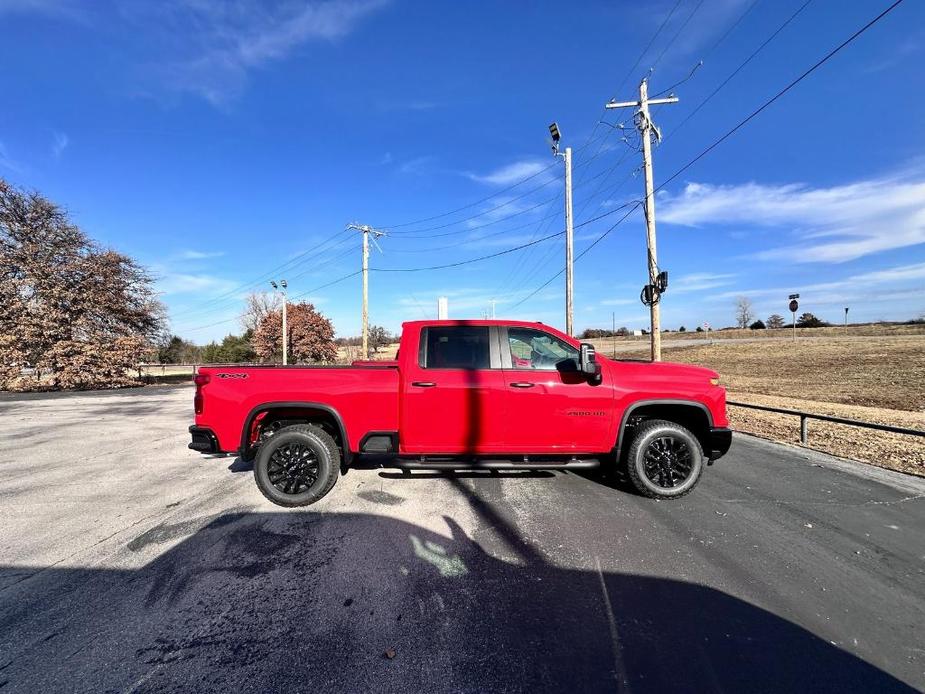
0, 385, 923, 693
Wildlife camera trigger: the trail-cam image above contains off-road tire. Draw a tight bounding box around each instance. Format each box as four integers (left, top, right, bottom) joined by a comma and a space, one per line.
626, 419, 704, 499
254, 424, 340, 507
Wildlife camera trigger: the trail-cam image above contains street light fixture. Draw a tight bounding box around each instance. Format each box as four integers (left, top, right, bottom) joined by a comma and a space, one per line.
548, 121, 561, 154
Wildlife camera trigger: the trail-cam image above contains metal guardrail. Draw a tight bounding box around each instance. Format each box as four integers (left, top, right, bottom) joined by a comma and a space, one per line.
727, 400, 925, 444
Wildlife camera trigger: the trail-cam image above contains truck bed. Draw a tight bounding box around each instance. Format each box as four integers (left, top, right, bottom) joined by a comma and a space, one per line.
194, 364, 400, 454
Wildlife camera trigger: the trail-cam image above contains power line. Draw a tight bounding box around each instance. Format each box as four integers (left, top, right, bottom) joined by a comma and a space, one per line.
167, 228, 353, 320
664, 0, 817, 141
703, 0, 762, 59
370, 230, 565, 272
613, 0, 686, 99
386, 207, 563, 254
658, 0, 904, 192
649, 0, 708, 74
514, 0, 906, 311
510, 203, 643, 309
385, 193, 559, 239
382, 161, 559, 229
176, 269, 363, 333
571, 0, 686, 181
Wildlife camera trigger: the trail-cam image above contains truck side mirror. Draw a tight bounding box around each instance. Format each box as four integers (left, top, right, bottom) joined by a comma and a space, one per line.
579, 343, 602, 383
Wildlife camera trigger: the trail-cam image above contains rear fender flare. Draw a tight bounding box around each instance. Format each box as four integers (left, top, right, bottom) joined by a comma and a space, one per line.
240, 402, 352, 464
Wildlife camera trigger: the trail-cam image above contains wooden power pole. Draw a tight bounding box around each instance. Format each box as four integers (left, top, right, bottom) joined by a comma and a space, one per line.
346, 223, 386, 358
606, 78, 678, 362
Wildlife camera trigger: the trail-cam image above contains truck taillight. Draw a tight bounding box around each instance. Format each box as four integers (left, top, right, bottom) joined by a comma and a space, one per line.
193, 373, 210, 414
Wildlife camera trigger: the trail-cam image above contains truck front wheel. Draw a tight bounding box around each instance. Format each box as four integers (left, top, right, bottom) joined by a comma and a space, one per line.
625, 419, 704, 499
254, 424, 340, 507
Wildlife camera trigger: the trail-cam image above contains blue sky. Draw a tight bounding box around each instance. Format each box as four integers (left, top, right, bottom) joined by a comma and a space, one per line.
1, 0, 924, 342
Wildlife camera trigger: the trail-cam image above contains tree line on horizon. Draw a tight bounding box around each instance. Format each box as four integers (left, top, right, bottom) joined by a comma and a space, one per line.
0, 179, 348, 390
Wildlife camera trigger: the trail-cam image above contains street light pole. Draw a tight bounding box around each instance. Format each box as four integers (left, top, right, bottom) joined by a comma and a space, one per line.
270, 280, 288, 365
549, 122, 574, 336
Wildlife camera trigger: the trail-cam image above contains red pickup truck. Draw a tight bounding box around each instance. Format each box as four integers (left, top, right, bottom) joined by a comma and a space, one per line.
189, 320, 730, 506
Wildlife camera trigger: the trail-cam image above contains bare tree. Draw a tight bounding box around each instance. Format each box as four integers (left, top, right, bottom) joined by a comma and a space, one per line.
734, 297, 754, 329
368, 325, 392, 354
240, 291, 281, 333
0, 179, 165, 390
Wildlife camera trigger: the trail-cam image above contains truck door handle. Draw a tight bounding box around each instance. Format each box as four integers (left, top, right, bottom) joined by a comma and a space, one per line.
411, 381, 436, 388
509, 382, 535, 388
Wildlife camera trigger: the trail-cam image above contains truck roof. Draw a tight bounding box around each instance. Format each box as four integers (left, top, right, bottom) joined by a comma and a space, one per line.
402, 319, 550, 329
401, 319, 577, 345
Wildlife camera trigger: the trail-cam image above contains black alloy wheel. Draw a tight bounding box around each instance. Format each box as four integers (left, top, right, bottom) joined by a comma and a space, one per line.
625, 419, 705, 499
642, 435, 694, 488
254, 423, 341, 507
267, 441, 319, 495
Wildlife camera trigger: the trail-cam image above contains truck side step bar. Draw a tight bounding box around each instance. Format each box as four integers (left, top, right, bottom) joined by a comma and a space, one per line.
390, 457, 601, 471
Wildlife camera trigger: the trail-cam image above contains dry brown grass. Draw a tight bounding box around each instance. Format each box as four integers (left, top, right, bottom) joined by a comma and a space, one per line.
610, 336, 925, 476
603, 322, 925, 343
656, 338, 925, 412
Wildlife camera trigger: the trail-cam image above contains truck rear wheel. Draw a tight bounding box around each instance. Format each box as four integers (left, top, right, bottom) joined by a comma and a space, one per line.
625, 419, 704, 499
253, 424, 340, 507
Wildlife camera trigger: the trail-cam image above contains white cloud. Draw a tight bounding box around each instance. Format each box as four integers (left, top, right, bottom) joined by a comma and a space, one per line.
51, 131, 68, 158
659, 173, 925, 263
397, 156, 433, 175
177, 249, 225, 260
670, 272, 737, 295
466, 159, 551, 186
713, 261, 925, 301
157, 272, 239, 296
0, 141, 22, 172
0, 0, 86, 22
140, 0, 388, 105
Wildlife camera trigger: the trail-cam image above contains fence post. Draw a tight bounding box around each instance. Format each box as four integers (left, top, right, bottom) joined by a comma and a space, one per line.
800, 415, 808, 445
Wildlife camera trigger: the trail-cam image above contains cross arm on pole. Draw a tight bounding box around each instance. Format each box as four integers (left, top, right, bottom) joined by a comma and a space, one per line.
605, 100, 639, 109
647, 96, 680, 106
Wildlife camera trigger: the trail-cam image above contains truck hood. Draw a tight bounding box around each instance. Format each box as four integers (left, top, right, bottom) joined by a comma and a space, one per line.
610, 358, 719, 382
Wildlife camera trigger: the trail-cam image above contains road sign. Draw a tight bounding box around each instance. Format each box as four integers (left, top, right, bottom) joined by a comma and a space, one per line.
789, 299, 799, 313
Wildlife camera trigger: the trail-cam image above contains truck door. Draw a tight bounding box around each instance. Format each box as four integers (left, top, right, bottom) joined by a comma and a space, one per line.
400, 324, 507, 455
499, 326, 613, 454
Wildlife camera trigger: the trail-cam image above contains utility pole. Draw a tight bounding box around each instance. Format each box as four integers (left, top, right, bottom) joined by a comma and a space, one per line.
346, 223, 386, 358
270, 280, 288, 365
612, 311, 616, 358
489, 299, 497, 319
549, 123, 574, 336
606, 79, 678, 362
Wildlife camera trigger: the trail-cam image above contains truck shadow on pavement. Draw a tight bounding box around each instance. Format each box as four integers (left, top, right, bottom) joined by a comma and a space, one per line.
0, 508, 916, 693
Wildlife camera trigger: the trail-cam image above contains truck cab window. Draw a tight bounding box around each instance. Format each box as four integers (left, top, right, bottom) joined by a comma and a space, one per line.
422, 326, 490, 369
508, 328, 578, 370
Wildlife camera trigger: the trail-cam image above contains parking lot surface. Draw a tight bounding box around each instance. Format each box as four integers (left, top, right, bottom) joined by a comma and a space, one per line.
1, 385, 923, 692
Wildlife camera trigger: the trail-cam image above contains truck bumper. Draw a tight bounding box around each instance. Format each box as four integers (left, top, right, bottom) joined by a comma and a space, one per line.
189, 425, 219, 454
708, 427, 733, 461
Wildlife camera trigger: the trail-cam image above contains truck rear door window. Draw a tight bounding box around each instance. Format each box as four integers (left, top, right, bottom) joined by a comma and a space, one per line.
421, 327, 490, 369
